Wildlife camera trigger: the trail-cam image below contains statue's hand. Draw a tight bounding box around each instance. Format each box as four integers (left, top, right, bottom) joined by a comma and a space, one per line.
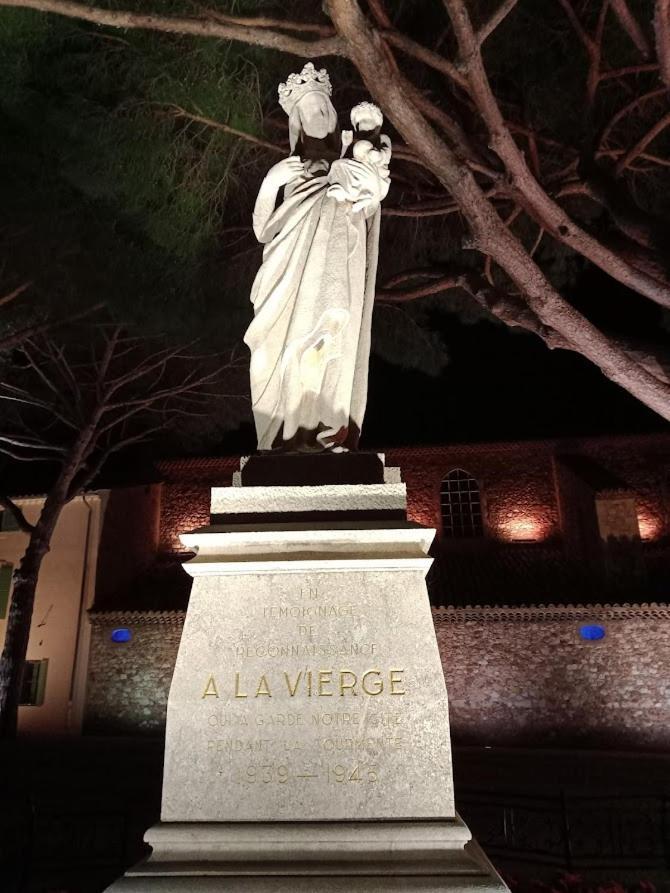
267, 157, 305, 187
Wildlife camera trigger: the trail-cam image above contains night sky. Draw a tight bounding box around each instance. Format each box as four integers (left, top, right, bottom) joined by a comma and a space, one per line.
364, 319, 665, 448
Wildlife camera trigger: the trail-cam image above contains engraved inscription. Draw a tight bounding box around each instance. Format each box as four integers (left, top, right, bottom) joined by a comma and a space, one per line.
201, 668, 407, 699
181, 576, 452, 820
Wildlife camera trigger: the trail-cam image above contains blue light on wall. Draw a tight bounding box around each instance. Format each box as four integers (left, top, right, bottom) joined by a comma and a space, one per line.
579, 624, 605, 641
111, 628, 132, 643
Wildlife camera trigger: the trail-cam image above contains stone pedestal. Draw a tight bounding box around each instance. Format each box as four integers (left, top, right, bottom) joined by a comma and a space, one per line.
106, 457, 507, 891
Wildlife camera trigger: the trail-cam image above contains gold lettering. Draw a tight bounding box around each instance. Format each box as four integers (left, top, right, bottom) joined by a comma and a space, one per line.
361, 670, 383, 696
227, 669, 405, 701
339, 670, 358, 697
202, 674, 219, 699
389, 669, 406, 695
284, 671, 302, 697
255, 674, 272, 698
318, 670, 333, 697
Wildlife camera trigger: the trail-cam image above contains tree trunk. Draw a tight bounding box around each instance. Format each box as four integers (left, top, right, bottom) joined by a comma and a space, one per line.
0, 414, 95, 738
0, 489, 68, 738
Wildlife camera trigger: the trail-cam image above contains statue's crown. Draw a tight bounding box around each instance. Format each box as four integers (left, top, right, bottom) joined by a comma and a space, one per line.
278, 62, 332, 115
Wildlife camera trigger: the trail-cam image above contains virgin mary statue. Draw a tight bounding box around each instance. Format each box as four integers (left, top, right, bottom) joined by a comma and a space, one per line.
243, 63, 391, 452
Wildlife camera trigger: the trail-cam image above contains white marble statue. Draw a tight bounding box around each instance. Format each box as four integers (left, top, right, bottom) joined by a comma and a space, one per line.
243, 63, 391, 452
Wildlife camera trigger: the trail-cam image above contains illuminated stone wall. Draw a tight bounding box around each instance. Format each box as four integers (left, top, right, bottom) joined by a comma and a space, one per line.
435, 603, 670, 750
389, 444, 559, 541
85, 612, 183, 734
157, 458, 237, 551
389, 433, 670, 545
85, 604, 670, 750
144, 435, 670, 556
570, 436, 669, 542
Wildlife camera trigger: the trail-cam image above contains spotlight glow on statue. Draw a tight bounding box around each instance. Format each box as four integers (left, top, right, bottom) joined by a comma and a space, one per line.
244, 63, 391, 452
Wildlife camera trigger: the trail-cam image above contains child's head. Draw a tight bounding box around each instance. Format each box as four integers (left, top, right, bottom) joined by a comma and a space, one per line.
350, 102, 384, 150
351, 102, 384, 133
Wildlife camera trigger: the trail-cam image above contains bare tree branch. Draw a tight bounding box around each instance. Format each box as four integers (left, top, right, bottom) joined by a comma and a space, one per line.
478, 0, 520, 45
655, 0, 670, 87
616, 109, 670, 173
0, 435, 65, 454
599, 148, 670, 167
0, 496, 35, 534
0, 384, 79, 429
380, 266, 571, 349
599, 62, 659, 80
168, 106, 285, 154
383, 201, 461, 217
442, 0, 670, 311
195, 6, 335, 37
610, 0, 652, 58
598, 87, 667, 151
102, 340, 198, 397
0, 320, 59, 353
0, 0, 347, 57
0, 282, 31, 309
556, 0, 606, 108
367, 0, 393, 29
0, 447, 63, 462
378, 273, 466, 302
556, 0, 598, 53
381, 29, 466, 89
67, 424, 167, 498
0, 301, 105, 353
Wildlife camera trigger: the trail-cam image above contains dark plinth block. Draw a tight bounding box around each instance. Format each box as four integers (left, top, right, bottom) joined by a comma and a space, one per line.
240, 451, 385, 487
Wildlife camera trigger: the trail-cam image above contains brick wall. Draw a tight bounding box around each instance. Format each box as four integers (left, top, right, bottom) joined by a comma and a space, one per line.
85, 604, 670, 750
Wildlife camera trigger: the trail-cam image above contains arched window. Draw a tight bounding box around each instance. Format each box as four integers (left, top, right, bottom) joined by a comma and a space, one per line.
440, 469, 483, 538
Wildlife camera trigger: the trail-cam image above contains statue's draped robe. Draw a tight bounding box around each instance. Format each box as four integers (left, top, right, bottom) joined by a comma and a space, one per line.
244, 169, 381, 450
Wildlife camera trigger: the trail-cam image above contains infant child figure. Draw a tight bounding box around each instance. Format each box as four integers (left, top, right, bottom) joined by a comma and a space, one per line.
326, 101, 392, 216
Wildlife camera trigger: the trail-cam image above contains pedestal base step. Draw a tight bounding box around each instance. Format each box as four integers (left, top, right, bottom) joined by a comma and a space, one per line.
106, 819, 508, 892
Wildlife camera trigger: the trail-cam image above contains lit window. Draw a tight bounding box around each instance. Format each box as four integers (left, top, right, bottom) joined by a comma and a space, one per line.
0, 509, 20, 532
0, 563, 12, 620
440, 469, 484, 538
20, 659, 49, 706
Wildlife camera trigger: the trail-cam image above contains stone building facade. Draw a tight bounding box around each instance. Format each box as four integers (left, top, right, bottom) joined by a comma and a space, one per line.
84, 433, 670, 747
